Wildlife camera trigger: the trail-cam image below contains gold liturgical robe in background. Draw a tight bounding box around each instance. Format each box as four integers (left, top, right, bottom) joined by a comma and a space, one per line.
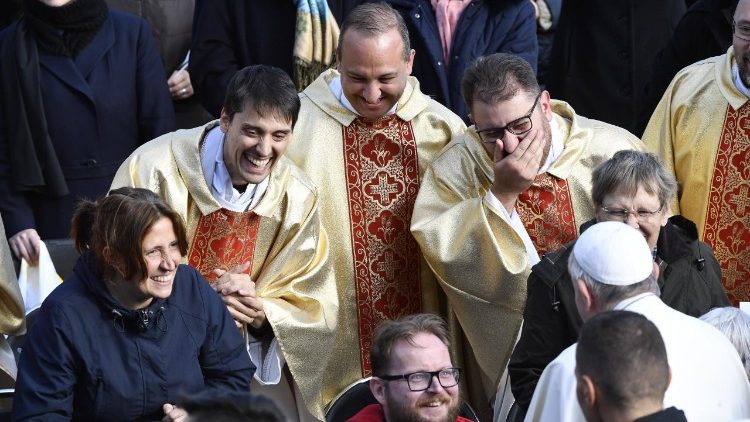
287, 70, 466, 408
110, 124, 337, 420
0, 216, 26, 384
643, 47, 750, 303
411, 101, 642, 394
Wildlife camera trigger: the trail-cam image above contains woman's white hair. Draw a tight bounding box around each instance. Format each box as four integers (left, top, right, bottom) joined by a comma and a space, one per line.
700, 307, 750, 380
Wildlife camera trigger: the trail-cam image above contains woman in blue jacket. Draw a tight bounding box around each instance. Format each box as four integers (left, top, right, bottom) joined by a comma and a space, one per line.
12, 188, 255, 421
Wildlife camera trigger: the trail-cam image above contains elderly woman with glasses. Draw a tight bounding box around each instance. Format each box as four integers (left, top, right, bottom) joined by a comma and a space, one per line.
507, 150, 730, 415
12, 187, 254, 421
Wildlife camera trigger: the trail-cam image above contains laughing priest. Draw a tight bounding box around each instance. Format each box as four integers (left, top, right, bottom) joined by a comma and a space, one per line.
111, 65, 337, 421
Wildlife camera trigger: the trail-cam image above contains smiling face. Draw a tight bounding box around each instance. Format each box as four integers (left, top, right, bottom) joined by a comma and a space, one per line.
595, 184, 668, 250
117, 217, 181, 309
372, 332, 460, 422
220, 104, 293, 186
337, 28, 415, 121
470, 90, 553, 163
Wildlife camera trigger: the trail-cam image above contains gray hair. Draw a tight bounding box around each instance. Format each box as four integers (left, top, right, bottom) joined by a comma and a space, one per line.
337, 2, 411, 61
700, 307, 750, 379
592, 150, 677, 209
461, 53, 540, 112
568, 250, 660, 311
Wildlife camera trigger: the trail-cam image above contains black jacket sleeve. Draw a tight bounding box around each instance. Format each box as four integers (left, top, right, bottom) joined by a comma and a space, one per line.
508, 245, 581, 411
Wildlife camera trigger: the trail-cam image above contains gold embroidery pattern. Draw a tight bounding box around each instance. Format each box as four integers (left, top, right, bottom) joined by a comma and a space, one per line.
187, 209, 260, 282
342, 115, 422, 375
517, 174, 577, 257
703, 104, 750, 303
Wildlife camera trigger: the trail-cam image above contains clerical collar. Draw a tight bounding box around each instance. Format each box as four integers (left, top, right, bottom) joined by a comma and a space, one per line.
732, 63, 750, 99
539, 117, 563, 174
200, 126, 269, 212
328, 76, 398, 116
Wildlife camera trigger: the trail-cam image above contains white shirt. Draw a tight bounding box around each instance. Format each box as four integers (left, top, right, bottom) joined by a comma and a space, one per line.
525, 293, 750, 422
200, 126, 269, 212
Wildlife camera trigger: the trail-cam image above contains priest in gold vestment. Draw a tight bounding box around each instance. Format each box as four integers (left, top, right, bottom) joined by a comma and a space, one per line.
0, 215, 25, 387
411, 54, 642, 420
284, 3, 467, 413
642, 0, 750, 303
111, 66, 337, 421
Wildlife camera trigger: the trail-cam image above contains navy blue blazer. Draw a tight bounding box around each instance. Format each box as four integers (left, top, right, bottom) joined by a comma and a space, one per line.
0, 11, 175, 240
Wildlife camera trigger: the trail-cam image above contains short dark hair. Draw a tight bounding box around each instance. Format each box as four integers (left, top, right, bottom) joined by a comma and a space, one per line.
461, 53, 539, 112
222, 65, 301, 128
370, 313, 450, 376
337, 2, 411, 61
70, 187, 189, 282
576, 310, 670, 411
592, 150, 678, 209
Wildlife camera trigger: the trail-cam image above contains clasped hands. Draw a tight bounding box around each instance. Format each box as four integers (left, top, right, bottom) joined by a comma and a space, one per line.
212, 261, 266, 329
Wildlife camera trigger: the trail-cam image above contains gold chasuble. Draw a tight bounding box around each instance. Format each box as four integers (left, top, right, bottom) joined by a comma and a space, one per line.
411, 100, 642, 399
110, 123, 338, 420
286, 70, 466, 408
0, 216, 26, 384
643, 47, 750, 303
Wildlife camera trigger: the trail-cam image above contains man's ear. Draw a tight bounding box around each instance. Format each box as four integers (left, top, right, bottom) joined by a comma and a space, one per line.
576, 278, 595, 313
579, 374, 597, 408
370, 377, 387, 404
219, 108, 230, 133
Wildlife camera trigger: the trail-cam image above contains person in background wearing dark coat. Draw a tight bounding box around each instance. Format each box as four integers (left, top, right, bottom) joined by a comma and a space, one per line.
384, 0, 537, 121
508, 150, 729, 417
190, 0, 340, 117
11, 188, 254, 421
0, 0, 175, 265
107, 0, 213, 129
636, 0, 738, 135
546, 0, 685, 135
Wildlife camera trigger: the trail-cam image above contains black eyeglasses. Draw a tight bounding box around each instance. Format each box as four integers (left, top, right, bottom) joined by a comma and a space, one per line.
378, 368, 461, 392
600, 205, 664, 222
474, 93, 541, 144
734, 21, 750, 42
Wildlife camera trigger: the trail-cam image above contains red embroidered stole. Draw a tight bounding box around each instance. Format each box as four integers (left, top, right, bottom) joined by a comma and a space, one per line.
187, 208, 262, 281
516, 173, 577, 257
343, 115, 423, 375
702, 103, 750, 304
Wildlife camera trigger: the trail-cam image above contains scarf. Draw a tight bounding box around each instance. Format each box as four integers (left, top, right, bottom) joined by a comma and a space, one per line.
293, 0, 339, 91
0, 19, 68, 196
24, 0, 108, 57
431, 0, 472, 66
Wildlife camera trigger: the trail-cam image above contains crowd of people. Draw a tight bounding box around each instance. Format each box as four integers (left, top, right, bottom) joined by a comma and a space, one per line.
1, 0, 750, 421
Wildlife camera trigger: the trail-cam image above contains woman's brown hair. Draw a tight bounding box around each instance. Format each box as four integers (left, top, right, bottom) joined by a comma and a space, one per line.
70, 187, 188, 282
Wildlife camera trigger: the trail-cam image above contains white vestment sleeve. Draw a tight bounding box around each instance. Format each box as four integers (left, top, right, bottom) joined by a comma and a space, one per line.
247, 331, 286, 385
483, 191, 541, 266
524, 345, 585, 422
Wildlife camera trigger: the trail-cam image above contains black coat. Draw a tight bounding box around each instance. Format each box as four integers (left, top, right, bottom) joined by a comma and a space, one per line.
546, 0, 685, 134
508, 216, 729, 413
0, 12, 175, 240
190, 0, 297, 117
